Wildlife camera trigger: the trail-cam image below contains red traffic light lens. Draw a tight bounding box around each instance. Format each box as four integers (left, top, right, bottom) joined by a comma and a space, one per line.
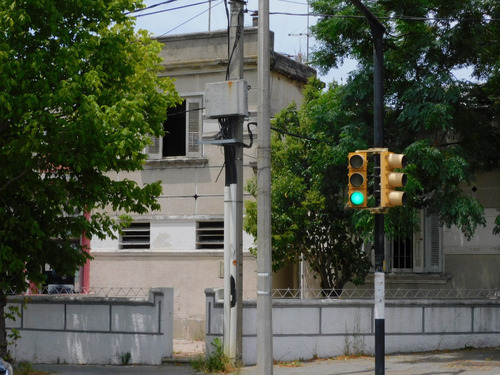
349, 154, 365, 169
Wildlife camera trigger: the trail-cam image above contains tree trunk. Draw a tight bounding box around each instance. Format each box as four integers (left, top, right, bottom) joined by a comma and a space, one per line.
0, 292, 7, 360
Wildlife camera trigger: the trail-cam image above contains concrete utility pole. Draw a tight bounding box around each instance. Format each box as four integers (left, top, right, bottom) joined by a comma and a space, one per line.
257, 0, 273, 373
208, 0, 212, 31
223, 0, 245, 362
350, 1, 386, 374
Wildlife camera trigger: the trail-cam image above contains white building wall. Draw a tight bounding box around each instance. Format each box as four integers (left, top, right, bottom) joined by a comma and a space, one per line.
8, 289, 174, 365
205, 289, 500, 365
88, 28, 316, 340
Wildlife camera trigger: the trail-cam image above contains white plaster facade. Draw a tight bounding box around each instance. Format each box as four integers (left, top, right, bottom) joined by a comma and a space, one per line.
89, 27, 316, 339
86, 26, 500, 341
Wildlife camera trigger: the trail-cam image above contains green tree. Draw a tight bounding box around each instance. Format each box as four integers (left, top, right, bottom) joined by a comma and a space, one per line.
310, 0, 500, 235
245, 0, 500, 293
245, 79, 372, 293
0, 0, 180, 358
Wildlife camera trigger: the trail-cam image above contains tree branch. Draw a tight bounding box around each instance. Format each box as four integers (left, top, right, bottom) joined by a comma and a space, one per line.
0, 169, 29, 193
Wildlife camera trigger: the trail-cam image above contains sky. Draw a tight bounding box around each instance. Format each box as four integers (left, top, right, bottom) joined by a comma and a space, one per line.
132, 0, 357, 83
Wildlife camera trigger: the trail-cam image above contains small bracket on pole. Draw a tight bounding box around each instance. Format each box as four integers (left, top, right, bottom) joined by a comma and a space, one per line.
355, 147, 388, 154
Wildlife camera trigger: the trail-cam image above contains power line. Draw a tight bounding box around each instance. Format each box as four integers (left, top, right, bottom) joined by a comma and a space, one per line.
278, 0, 308, 5
271, 126, 322, 143
132, 1, 210, 18
248, 9, 500, 23
160, 0, 224, 36
129, 0, 178, 14
132, 1, 500, 23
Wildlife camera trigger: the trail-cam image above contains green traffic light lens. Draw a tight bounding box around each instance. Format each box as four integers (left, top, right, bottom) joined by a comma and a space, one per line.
350, 191, 365, 206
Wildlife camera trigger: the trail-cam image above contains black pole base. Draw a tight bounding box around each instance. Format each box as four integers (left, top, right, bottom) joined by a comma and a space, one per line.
375, 318, 385, 375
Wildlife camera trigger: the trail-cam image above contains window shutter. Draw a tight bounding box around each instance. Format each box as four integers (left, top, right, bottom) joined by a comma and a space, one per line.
147, 135, 162, 159
424, 212, 443, 272
413, 210, 425, 273
186, 98, 202, 157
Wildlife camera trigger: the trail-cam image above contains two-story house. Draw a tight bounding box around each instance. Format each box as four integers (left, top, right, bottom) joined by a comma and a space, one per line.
88, 27, 316, 340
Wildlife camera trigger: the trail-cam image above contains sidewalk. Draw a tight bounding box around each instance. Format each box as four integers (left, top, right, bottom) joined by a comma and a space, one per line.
240, 347, 500, 375
34, 347, 500, 375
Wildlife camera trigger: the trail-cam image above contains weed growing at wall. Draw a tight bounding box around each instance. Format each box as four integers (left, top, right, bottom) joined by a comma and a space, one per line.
14, 361, 49, 375
191, 338, 234, 373
120, 352, 132, 365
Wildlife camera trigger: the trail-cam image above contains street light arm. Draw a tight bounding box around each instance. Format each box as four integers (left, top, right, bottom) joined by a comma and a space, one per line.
350, 0, 385, 37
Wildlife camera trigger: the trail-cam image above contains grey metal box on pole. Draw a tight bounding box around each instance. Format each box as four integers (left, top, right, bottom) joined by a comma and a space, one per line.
205, 80, 249, 119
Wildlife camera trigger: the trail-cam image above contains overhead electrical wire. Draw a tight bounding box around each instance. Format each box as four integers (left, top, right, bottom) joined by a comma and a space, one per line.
160, 0, 224, 36
127, 0, 178, 15
129, 0, 499, 39
130, 0, 500, 23
132, 1, 210, 18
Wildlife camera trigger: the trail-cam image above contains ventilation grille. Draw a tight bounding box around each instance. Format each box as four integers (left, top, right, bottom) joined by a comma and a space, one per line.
196, 221, 224, 249
120, 222, 150, 250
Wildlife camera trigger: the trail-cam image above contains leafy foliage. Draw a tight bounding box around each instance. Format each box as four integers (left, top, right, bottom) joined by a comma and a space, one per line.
245, 79, 372, 292
0, 0, 180, 358
310, 0, 499, 236
245, 0, 500, 289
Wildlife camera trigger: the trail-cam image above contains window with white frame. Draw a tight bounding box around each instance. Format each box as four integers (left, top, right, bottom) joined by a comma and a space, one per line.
147, 96, 203, 159
119, 222, 150, 250
386, 210, 443, 273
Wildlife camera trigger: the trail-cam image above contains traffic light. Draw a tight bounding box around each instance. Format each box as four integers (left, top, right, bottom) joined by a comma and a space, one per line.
380, 151, 407, 207
348, 152, 368, 208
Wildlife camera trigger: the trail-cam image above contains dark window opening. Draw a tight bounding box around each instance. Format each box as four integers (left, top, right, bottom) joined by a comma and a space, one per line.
42, 239, 79, 294
393, 236, 413, 269
163, 101, 186, 157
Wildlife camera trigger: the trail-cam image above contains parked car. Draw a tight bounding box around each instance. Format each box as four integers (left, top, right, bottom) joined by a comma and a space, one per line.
0, 358, 12, 375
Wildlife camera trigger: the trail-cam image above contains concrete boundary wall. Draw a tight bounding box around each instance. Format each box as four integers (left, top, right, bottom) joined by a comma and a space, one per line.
205, 288, 500, 365
7, 288, 174, 365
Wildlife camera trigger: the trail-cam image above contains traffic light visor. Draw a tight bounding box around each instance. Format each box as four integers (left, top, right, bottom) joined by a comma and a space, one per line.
386, 153, 407, 169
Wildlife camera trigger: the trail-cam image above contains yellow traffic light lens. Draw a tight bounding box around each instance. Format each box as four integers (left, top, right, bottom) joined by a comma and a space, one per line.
349, 172, 365, 187
350, 191, 365, 206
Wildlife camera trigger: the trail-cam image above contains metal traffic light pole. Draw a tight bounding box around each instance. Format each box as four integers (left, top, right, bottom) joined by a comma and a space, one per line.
350, 1, 386, 374
257, 0, 273, 373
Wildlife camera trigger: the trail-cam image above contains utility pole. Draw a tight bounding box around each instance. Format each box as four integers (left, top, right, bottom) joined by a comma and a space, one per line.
350, 1, 386, 374
222, 0, 245, 362
257, 0, 273, 373
208, 0, 212, 31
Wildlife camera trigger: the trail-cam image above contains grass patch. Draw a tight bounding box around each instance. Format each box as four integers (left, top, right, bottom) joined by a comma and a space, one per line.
275, 359, 303, 367
15, 362, 50, 375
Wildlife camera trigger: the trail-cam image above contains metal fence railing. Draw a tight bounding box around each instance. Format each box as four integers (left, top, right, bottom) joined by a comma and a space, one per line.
7, 286, 152, 298
7, 286, 500, 300
267, 288, 500, 300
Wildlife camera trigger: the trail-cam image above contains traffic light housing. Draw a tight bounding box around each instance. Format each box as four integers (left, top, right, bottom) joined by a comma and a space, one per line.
348, 152, 368, 208
380, 151, 407, 207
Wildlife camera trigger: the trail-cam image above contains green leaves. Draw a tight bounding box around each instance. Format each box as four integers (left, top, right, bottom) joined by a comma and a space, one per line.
0, 0, 179, 302
310, 0, 499, 239
245, 79, 372, 290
